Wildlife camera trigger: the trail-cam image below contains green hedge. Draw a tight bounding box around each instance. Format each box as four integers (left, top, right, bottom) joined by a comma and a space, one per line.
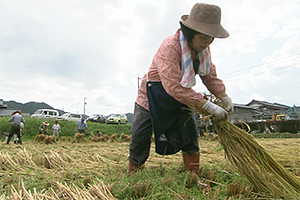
0, 116, 132, 140
252, 132, 300, 138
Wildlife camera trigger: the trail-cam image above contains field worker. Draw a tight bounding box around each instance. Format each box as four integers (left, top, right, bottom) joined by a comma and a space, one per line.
6, 110, 25, 145
129, 2, 233, 179
51, 120, 61, 141
39, 121, 50, 134
13, 122, 24, 144
75, 118, 88, 135
96, 130, 103, 137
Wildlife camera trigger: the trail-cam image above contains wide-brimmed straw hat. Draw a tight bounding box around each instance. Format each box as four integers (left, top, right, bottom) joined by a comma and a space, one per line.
43, 121, 50, 126
11, 110, 21, 115
181, 3, 229, 38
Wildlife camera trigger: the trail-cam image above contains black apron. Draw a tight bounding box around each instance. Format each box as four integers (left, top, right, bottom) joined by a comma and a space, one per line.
146, 81, 199, 155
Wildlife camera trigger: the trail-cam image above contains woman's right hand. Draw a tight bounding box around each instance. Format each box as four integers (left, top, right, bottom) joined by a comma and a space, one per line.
196, 100, 228, 120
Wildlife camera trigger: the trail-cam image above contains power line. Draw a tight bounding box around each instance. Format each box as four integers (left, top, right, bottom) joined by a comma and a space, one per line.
225, 62, 300, 82
221, 52, 300, 77
229, 81, 300, 95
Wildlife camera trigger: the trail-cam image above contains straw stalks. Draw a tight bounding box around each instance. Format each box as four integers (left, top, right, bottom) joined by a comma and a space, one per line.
43, 150, 65, 170
213, 119, 300, 199
74, 133, 85, 143
213, 120, 300, 199
4, 179, 116, 200
191, 93, 300, 199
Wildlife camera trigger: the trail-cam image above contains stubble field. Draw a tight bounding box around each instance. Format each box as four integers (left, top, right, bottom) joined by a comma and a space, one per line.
0, 137, 299, 199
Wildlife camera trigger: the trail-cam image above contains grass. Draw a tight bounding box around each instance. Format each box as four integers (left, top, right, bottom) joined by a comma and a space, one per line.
0, 116, 132, 140
0, 136, 299, 199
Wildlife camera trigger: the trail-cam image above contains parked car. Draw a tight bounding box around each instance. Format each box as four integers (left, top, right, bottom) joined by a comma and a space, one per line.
31, 109, 59, 119
60, 113, 83, 122
106, 114, 127, 125
87, 114, 106, 123
58, 112, 69, 120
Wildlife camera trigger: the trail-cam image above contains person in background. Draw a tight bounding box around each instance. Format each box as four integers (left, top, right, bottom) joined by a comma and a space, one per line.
39, 121, 50, 134
96, 130, 103, 137
51, 120, 61, 141
75, 118, 88, 135
128, 2, 233, 181
13, 122, 24, 144
6, 110, 25, 145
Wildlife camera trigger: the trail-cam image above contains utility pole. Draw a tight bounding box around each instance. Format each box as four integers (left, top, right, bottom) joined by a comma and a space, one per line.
83, 97, 87, 120
137, 76, 142, 89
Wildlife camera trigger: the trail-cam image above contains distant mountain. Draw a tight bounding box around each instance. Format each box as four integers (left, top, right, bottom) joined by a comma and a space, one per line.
5, 100, 64, 115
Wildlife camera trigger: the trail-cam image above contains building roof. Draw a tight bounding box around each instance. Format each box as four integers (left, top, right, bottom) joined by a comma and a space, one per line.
0, 99, 7, 109
234, 103, 253, 109
246, 99, 290, 109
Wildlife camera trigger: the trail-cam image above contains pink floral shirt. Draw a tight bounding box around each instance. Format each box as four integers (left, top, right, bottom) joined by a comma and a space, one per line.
136, 29, 225, 111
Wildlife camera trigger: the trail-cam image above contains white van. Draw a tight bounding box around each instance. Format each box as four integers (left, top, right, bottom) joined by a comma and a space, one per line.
31, 109, 60, 119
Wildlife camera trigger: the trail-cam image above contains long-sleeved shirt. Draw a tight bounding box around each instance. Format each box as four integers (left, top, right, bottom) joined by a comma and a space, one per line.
8, 113, 25, 125
136, 29, 225, 111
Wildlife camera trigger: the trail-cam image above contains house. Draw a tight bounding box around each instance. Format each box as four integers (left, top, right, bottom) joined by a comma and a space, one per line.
0, 99, 13, 116
231, 103, 262, 122
245, 100, 290, 120
0, 99, 7, 109
0, 99, 25, 116
230, 99, 299, 122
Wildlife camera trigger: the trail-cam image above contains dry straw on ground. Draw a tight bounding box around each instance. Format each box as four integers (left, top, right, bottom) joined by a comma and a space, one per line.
0, 179, 116, 200
0, 136, 299, 199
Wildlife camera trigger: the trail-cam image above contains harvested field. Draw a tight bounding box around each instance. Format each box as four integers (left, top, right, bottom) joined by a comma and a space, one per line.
0, 137, 299, 199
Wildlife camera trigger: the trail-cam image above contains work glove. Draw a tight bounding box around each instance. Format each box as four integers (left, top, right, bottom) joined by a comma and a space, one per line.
221, 97, 234, 113
202, 100, 228, 120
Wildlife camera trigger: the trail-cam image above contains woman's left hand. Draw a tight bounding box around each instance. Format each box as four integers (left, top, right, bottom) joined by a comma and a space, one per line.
221, 97, 233, 113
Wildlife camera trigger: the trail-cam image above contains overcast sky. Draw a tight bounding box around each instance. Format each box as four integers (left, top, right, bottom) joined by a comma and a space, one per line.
1, 0, 299, 116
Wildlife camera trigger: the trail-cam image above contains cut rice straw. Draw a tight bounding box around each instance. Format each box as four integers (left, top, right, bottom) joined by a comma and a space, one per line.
191, 96, 300, 199
214, 120, 300, 199
5, 179, 116, 200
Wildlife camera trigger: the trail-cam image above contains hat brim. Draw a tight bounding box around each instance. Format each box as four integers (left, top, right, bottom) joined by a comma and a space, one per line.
11, 110, 21, 115
181, 15, 229, 38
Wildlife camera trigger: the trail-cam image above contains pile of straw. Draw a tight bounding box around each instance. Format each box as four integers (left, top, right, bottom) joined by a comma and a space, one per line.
74, 133, 85, 143
61, 136, 71, 142
120, 133, 131, 142
33, 134, 56, 144
213, 120, 300, 199
33, 134, 47, 142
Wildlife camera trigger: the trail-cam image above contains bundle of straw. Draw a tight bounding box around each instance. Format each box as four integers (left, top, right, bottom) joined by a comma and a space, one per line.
214, 120, 300, 199
192, 96, 300, 199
